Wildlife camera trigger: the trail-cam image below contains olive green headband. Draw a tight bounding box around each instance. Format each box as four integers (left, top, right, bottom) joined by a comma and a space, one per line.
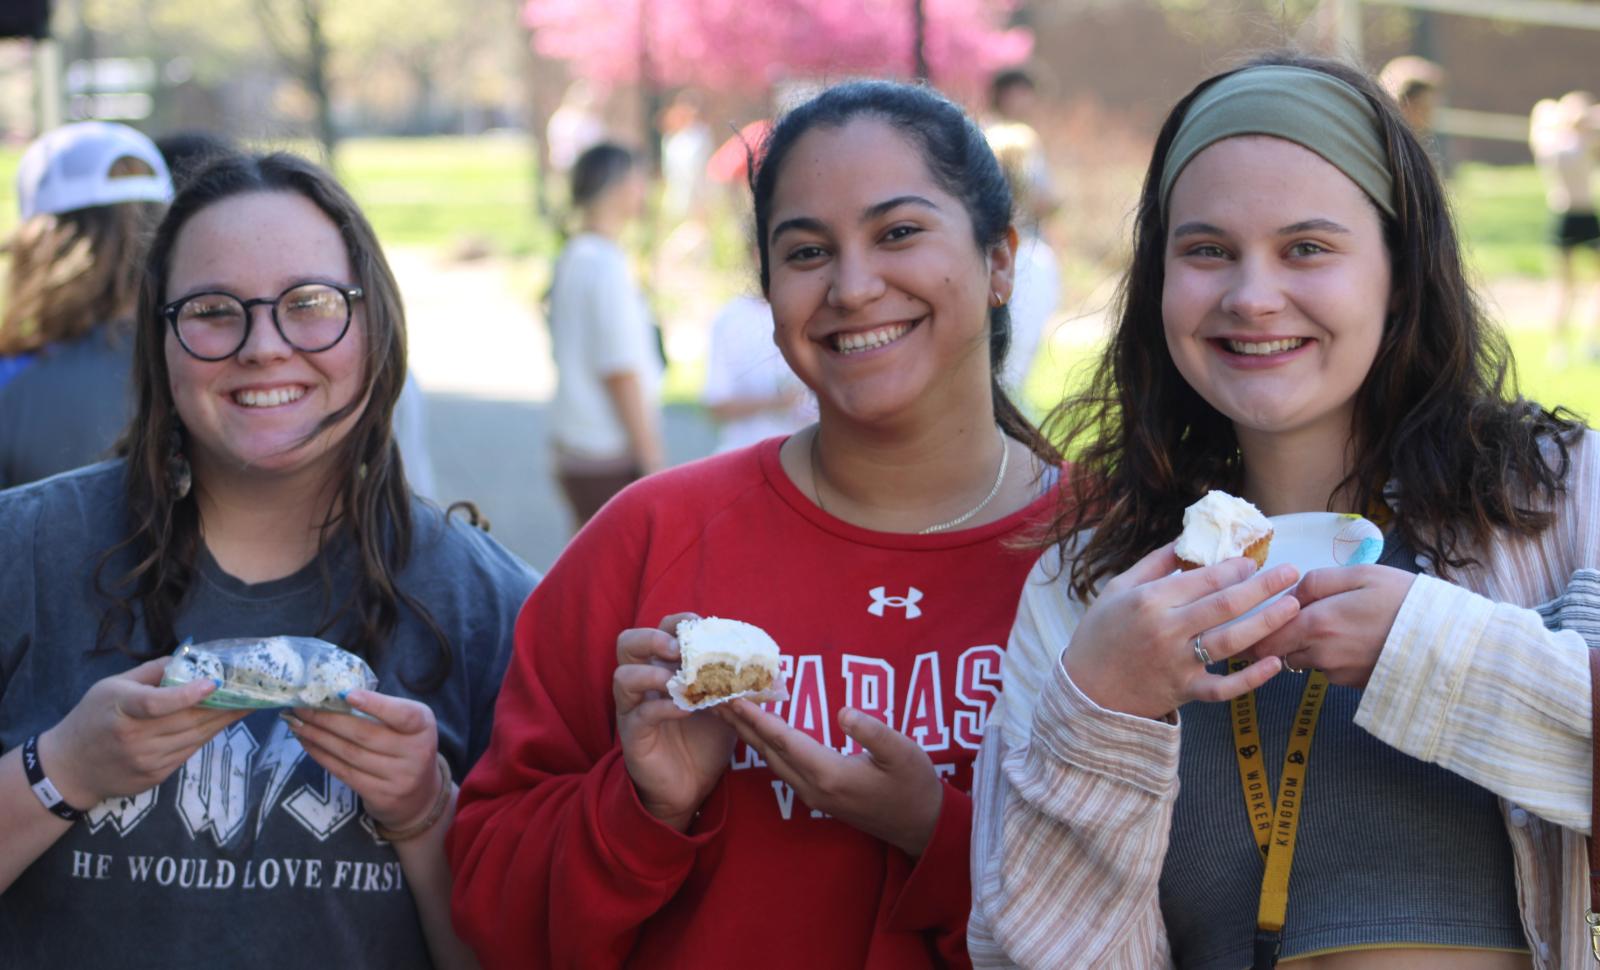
1159, 64, 1397, 219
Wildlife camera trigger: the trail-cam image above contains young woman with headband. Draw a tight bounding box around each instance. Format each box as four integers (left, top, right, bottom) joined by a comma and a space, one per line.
971, 52, 1596, 968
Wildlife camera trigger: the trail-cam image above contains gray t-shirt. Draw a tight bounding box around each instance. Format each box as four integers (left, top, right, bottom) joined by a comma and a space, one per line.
0, 461, 538, 969
0, 323, 136, 489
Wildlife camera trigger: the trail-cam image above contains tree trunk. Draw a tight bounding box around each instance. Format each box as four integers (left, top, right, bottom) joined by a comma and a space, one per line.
300, 0, 338, 164
912, 0, 929, 82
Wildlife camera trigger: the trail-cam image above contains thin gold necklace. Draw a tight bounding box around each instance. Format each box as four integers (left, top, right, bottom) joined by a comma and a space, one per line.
809, 425, 1010, 534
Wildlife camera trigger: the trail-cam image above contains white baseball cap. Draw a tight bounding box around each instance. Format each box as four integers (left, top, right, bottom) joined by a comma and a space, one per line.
16, 121, 174, 220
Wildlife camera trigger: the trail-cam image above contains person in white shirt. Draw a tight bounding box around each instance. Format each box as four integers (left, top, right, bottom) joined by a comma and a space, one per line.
547, 143, 664, 527
700, 290, 812, 454
546, 81, 606, 175
1530, 91, 1600, 362
985, 125, 1061, 396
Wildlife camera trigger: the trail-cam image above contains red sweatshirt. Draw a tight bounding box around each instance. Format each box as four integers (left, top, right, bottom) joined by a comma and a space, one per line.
449, 438, 1060, 969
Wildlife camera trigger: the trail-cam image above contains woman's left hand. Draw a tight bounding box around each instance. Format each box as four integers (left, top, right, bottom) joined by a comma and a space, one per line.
1248, 565, 1418, 688
717, 699, 943, 858
286, 690, 442, 833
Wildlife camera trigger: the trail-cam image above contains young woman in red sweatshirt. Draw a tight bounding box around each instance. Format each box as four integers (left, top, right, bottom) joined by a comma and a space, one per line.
449, 80, 1065, 969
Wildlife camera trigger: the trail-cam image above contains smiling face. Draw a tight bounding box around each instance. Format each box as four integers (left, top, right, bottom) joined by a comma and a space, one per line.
1162, 135, 1391, 451
164, 190, 368, 484
764, 117, 1013, 428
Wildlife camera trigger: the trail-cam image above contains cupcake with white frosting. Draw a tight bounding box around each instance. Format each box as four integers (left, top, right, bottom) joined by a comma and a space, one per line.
1175, 490, 1273, 570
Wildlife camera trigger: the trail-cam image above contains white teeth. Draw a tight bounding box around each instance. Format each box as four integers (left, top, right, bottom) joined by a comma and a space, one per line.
833, 322, 912, 354
233, 386, 306, 407
1226, 338, 1307, 356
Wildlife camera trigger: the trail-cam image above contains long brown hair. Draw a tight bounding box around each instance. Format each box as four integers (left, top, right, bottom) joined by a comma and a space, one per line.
1, 158, 161, 355
93, 151, 453, 689
1046, 51, 1582, 599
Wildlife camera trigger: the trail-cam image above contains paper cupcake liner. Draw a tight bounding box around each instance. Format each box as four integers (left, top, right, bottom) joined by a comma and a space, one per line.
666, 668, 790, 713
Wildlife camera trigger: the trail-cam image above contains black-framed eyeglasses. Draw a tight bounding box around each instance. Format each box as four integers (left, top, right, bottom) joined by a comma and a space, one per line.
161, 281, 364, 362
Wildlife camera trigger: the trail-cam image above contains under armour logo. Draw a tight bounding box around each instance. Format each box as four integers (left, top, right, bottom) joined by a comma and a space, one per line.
1286, 751, 1306, 765
868, 586, 923, 619
1238, 745, 1258, 758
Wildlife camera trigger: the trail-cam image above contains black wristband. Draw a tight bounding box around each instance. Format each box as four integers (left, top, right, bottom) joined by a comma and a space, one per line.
21, 734, 85, 822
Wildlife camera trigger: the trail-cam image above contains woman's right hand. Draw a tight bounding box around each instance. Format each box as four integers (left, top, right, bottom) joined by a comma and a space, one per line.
1063, 542, 1302, 720
37, 658, 250, 810
613, 613, 735, 833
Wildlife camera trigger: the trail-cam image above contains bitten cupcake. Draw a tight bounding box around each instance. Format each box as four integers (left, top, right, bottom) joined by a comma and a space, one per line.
667, 616, 785, 710
1174, 490, 1273, 570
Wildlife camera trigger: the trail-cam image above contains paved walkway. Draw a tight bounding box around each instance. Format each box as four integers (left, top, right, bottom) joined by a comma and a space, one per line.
389, 247, 715, 572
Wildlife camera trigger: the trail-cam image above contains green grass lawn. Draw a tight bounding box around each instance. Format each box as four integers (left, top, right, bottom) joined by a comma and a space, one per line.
333, 136, 558, 258
1450, 162, 1553, 280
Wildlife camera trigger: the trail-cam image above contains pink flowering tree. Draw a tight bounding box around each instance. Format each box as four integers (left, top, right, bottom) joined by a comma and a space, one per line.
523, 0, 1032, 99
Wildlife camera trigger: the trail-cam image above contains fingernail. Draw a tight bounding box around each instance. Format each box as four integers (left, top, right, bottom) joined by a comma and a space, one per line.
280, 711, 305, 730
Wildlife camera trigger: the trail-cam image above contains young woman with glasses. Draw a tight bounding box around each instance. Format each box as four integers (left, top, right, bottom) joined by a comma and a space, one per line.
0, 151, 536, 968
450, 81, 1064, 968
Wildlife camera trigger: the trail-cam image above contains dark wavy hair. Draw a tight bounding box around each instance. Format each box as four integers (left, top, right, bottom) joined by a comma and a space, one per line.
748, 79, 1058, 462
93, 151, 453, 690
1046, 51, 1582, 599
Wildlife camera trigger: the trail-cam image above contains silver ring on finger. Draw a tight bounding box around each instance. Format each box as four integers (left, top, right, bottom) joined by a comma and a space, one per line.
1192, 634, 1214, 667
1284, 655, 1306, 674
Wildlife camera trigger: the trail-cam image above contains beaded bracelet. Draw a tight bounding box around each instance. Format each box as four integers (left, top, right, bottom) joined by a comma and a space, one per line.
373, 753, 452, 844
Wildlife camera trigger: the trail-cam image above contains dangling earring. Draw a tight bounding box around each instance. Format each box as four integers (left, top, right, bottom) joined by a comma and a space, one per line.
165, 420, 192, 500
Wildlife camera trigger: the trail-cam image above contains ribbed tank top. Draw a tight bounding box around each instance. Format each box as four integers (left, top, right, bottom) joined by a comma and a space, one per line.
1159, 536, 1528, 968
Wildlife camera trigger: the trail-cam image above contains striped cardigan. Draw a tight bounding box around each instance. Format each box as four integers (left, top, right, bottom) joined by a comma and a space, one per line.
970, 429, 1600, 969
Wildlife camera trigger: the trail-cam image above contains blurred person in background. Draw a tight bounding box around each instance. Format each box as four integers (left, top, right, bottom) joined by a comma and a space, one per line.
547, 143, 664, 528
1530, 91, 1600, 364
1379, 56, 1445, 135
155, 130, 238, 191
985, 68, 1061, 228
0, 122, 172, 487
699, 263, 812, 454
986, 124, 1061, 397
0, 150, 536, 968
546, 80, 607, 176
660, 91, 712, 226
1380, 55, 1446, 167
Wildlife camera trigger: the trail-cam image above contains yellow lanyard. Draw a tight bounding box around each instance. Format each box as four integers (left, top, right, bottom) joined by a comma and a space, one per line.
1229, 660, 1331, 970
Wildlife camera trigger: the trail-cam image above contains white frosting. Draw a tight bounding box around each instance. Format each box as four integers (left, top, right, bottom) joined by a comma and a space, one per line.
300, 649, 373, 705
168, 647, 225, 684
232, 637, 306, 691
676, 617, 781, 680
1175, 490, 1271, 565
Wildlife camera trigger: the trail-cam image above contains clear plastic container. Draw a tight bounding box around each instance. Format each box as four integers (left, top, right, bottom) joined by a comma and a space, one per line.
160, 636, 377, 713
